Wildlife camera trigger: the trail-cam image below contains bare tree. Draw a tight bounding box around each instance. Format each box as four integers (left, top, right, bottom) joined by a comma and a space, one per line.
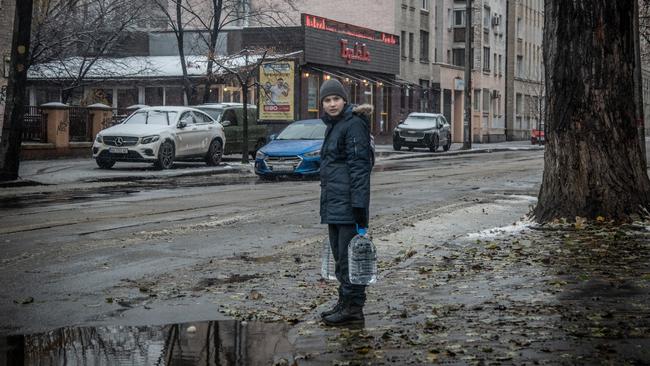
152, 0, 196, 104
29, 0, 148, 103
152, 0, 298, 104
211, 49, 268, 163
535, 0, 650, 222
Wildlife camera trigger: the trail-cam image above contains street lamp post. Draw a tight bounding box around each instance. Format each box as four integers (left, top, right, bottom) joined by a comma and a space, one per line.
463, 0, 472, 150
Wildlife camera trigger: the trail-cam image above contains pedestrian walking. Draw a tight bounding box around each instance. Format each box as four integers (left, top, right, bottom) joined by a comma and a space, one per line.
318, 78, 373, 326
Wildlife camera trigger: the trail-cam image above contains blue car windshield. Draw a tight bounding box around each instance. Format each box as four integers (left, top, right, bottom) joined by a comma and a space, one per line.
277, 122, 326, 140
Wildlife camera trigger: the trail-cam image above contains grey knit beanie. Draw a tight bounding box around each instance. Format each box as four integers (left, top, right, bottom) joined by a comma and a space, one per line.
319, 79, 349, 104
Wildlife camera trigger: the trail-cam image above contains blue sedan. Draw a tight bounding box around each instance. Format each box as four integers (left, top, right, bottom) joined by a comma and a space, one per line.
255, 119, 326, 177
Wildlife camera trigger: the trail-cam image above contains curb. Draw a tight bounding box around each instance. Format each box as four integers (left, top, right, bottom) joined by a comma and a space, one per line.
380, 146, 544, 161
81, 164, 255, 183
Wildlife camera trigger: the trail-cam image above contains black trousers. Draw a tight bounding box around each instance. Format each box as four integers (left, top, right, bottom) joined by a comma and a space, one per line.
328, 224, 367, 307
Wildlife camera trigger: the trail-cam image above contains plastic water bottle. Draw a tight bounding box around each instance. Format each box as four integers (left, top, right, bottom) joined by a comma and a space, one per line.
348, 226, 377, 285
321, 238, 337, 280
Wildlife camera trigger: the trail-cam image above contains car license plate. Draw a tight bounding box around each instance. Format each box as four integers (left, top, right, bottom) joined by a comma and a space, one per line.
109, 147, 128, 154
405, 137, 419, 142
271, 164, 294, 172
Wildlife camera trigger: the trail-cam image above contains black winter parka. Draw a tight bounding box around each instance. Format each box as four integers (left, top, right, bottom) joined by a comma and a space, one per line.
319, 104, 373, 224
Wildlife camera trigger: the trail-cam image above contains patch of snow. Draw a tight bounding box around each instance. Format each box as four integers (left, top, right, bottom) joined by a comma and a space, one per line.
28, 51, 304, 80
495, 195, 538, 204
466, 219, 533, 240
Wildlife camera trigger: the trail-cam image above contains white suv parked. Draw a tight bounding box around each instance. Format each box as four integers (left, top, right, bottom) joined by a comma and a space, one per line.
92, 106, 226, 169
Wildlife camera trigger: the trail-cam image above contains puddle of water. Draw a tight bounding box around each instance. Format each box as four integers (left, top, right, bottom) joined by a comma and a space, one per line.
0, 320, 295, 366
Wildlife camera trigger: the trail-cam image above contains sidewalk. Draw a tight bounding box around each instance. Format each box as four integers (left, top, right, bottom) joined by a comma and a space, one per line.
98, 193, 649, 365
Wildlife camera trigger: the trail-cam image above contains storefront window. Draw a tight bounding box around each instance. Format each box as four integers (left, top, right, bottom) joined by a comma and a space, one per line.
34, 88, 61, 105
68, 88, 84, 106
90, 88, 113, 106
207, 86, 220, 103
362, 82, 374, 131
117, 88, 139, 109
362, 82, 373, 106
145, 87, 164, 106
165, 87, 184, 106
307, 75, 320, 118
381, 86, 390, 133
350, 81, 359, 105
223, 86, 241, 103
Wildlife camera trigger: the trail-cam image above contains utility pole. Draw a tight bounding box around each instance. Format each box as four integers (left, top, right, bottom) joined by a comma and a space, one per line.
0, 0, 34, 181
463, 0, 472, 150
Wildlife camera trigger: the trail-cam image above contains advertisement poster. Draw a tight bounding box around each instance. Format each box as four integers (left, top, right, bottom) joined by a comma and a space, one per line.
258, 61, 294, 121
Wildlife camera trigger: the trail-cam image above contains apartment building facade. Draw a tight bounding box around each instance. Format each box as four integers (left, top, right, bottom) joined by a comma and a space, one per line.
269, 0, 512, 142
431, 0, 508, 142
505, 0, 544, 141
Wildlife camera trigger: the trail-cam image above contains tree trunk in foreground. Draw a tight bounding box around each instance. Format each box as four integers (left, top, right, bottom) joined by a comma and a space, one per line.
535, 0, 650, 222
0, 0, 34, 181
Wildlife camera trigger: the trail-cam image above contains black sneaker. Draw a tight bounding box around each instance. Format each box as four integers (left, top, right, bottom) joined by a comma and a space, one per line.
322, 304, 364, 326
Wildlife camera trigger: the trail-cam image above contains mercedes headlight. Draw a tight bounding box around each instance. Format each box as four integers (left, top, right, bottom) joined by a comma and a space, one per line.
303, 149, 320, 158
140, 135, 160, 144
256, 150, 267, 160
95, 135, 103, 143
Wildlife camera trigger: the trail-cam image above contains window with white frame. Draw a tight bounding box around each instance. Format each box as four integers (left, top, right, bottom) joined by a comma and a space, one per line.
482, 88, 490, 114
483, 6, 491, 29
421, 0, 429, 11
454, 9, 465, 27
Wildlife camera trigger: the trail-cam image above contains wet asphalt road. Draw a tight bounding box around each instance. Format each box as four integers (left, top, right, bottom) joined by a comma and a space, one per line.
0, 148, 546, 335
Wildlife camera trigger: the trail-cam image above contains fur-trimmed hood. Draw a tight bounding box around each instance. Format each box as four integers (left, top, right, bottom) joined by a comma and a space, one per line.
352, 104, 374, 118
322, 103, 374, 125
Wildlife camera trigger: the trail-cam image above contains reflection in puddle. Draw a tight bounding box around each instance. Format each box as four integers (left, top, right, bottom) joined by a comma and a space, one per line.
1, 320, 294, 365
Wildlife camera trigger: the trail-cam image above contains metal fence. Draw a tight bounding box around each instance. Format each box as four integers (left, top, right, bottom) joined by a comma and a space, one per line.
20, 106, 130, 143
69, 107, 92, 142
21, 106, 47, 143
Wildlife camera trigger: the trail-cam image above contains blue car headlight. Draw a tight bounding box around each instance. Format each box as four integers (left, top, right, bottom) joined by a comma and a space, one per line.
303, 149, 320, 158
256, 150, 267, 160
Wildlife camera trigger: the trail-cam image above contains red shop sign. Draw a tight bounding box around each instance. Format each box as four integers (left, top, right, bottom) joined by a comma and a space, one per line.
340, 39, 371, 64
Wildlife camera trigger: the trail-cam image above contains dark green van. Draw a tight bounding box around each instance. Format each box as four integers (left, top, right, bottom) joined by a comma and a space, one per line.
195, 103, 268, 157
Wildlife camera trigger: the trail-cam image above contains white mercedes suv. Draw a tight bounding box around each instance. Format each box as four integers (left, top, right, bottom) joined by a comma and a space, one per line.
92, 106, 226, 169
